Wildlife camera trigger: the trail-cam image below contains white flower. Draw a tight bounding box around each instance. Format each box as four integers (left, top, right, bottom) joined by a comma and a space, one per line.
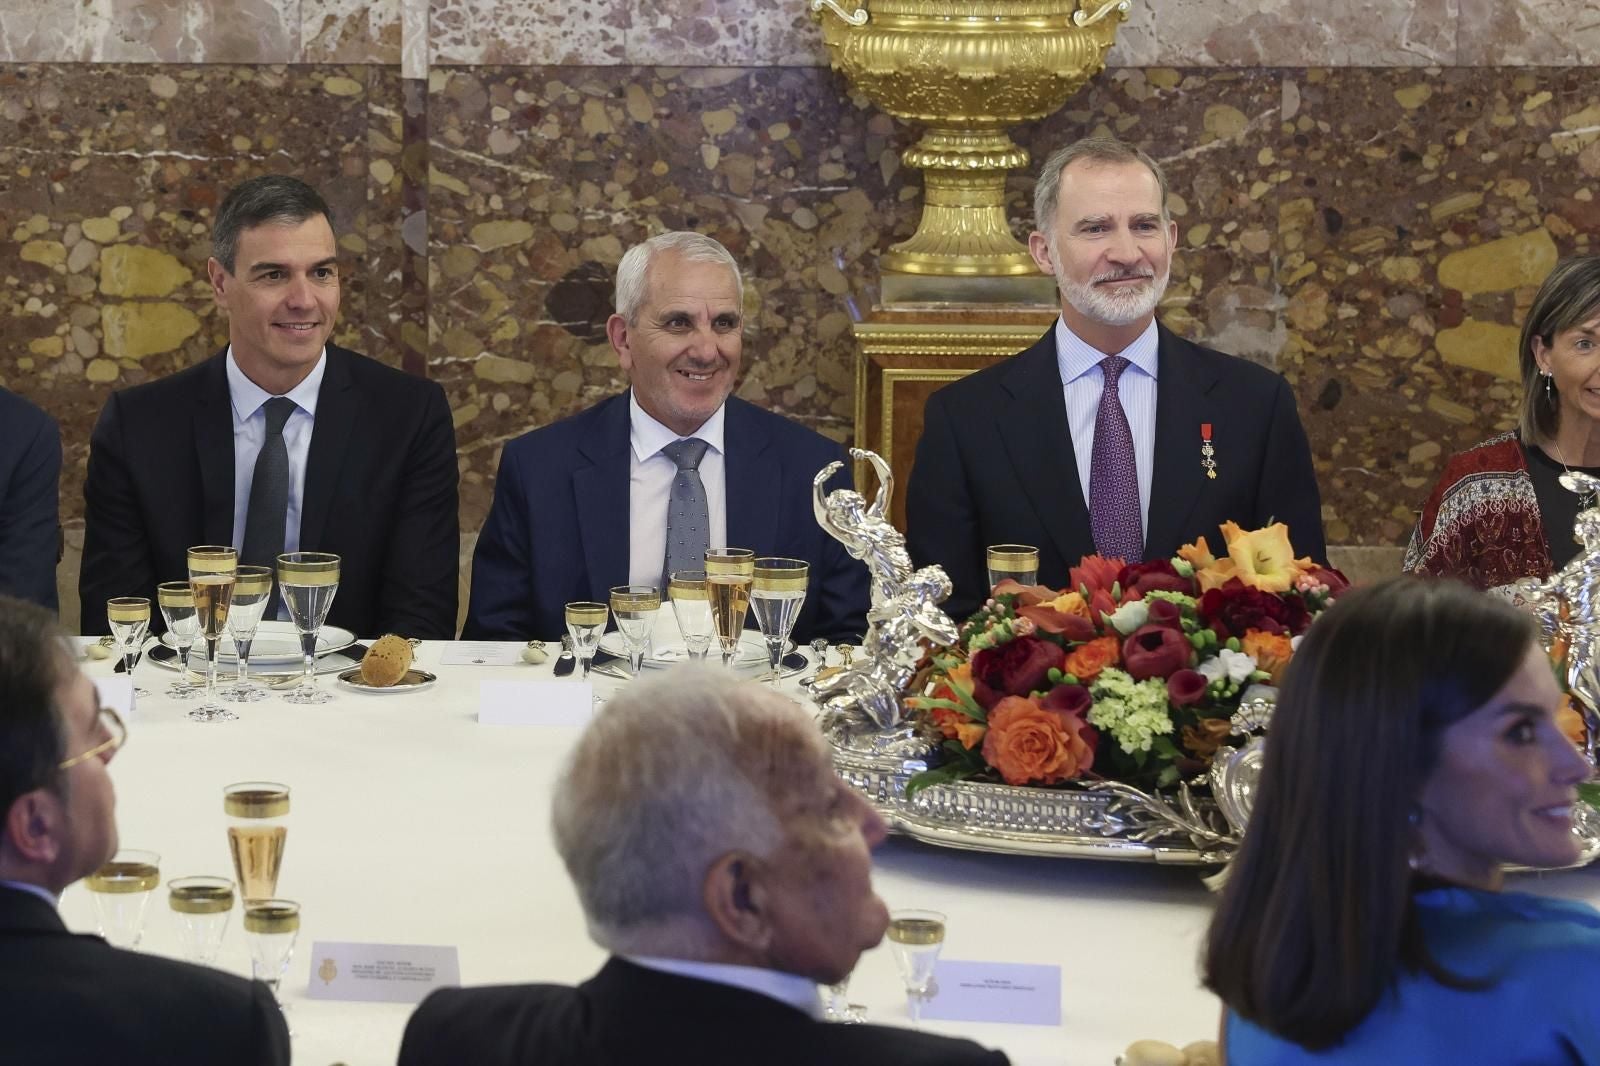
1199, 648, 1257, 685
1104, 599, 1149, 635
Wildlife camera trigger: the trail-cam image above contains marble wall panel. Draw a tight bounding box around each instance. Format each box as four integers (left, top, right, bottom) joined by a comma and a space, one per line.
1457, 0, 1600, 66
1109, 0, 1459, 67
428, 0, 628, 65
303, 0, 403, 64
0, 0, 300, 64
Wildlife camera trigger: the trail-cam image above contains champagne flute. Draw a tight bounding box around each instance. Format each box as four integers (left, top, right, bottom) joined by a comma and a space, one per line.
609, 585, 661, 678
704, 547, 754, 668
168, 876, 236, 965
156, 582, 199, 699
887, 908, 946, 1025
276, 552, 340, 705
225, 781, 290, 902
564, 601, 609, 681
668, 570, 715, 662
86, 848, 161, 949
986, 544, 1039, 590
106, 597, 151, 698
821, 972, 867, 1024
222, 565, 274, 703
244, 899, 301, 1005
187, 545, 238, 722
751, 557, 808, 684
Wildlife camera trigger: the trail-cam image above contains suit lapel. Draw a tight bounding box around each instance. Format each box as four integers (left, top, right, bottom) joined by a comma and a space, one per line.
195, 350, 236, 545
723, 399, 779, 555
998, 332, 1090, 566
1145, 326, 1221, 556
573, 395, 632, 602
301, 347, 358, 552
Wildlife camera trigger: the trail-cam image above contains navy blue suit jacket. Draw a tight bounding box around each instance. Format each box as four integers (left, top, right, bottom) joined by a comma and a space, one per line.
907, 325, 1327, 620
0, 387, 61, 611
464, 392, 869, 643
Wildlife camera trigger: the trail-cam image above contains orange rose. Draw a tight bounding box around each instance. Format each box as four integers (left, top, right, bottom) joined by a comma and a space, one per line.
981, 695, 1097, 786
1064, 635, 1121, 683
928, 706, 987, 749
1046, 591, 1092, 619
1558, 692, 1588, 750
1181, 716, 1233, 760
1240, 629, 1293, 685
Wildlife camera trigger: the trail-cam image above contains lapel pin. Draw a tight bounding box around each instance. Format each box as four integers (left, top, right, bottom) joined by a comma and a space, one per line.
1201, 423, 1217, 480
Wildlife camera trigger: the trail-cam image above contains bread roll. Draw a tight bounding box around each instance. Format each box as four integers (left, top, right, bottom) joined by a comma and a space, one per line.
1120, 1041, 1186, 1066
360, 634, 413, 687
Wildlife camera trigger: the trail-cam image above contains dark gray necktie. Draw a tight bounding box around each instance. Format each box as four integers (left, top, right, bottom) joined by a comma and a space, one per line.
660, 437, 710, 589
241, 398, 296, 599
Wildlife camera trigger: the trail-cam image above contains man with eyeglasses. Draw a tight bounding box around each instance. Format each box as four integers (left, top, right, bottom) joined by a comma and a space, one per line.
0, 595, 289, 1063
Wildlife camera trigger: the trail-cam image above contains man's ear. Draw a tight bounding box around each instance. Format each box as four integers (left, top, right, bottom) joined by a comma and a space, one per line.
701, 852, 771, 952
606, 313, 634, 372
1026, 231, 1055, 276
2, 791, 64, 867
206, 257, 231, 305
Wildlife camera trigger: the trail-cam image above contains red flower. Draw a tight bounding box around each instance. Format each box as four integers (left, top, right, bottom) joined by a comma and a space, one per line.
1198, 579, 1311, 638
1117, 559, 1196, 600
1303, 566, 1351, 596
1070, 555, 1123, 597
1121, 623, 1193, 681
971, 636, 1065, 708
1167, 668, 1209, 707
1041, 684, 1092, 717
1145, 598, 1184, 631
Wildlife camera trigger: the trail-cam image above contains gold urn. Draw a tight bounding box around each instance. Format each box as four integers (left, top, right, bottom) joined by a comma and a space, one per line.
811, 0, 1131, 290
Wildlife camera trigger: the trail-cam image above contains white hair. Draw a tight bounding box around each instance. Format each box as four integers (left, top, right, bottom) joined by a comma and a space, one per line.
614, 231, 743, 323
550, 666, 828, 956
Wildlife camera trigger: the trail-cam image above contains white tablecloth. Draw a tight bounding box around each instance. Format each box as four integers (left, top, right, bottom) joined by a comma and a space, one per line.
62, 637, 1600, 1066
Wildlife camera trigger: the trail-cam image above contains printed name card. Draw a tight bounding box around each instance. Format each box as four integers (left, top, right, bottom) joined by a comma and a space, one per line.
94, 675, 136, 723
305, 941, 461, 1004
438, 642, 526, 666
919, 960, 1062, 1026
478, 679, 594, 726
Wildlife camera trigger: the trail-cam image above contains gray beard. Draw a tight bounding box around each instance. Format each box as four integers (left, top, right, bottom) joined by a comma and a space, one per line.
1058, 267, 1169, 328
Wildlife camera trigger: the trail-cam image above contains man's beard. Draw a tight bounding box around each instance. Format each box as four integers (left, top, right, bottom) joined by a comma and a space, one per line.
1057, 262, 1169, 328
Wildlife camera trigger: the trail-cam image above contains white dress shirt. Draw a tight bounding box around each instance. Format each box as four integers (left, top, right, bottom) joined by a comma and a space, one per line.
226, 347, 325, 554
627, 393, 727, 588
625, 955, 823, 1018
1056, 317, 1159, 533
0, 879, 58, 908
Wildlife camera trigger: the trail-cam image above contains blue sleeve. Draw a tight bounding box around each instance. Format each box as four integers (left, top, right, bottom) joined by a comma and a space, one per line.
463, 442, 535, 639
0, 406, 62, 611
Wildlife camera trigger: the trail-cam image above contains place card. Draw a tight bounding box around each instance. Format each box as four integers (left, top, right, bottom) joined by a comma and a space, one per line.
94, 675, 136, 723
919, 960, 1062, 1026
478, 679, 593, 726
438, 642, 526, 666
305, 941, 460, 1004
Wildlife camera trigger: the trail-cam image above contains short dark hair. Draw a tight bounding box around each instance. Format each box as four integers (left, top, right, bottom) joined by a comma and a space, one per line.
1520, 255, 1600, 444
1202, 577, 1534, 1049
0, 596, 73, 821
212, 175, 334, 275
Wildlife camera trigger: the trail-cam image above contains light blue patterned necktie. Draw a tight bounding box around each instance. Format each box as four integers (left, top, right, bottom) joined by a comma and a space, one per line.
661, 437, 710, 589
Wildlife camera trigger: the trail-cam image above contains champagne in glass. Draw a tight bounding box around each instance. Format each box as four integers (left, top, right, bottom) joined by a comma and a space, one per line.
168, 876, 236, 965
986, 544, 1039, 591
225, 781, 290, 902
187, 545, 238, 722
106, 597, 151, 698
704, 548, 754, 668
564, 601, 609, 681
86, 849, 161, 949
668, 570, 714, 661
609, 585, 661, 678
222, 566, 274, 703
276, 553, 340, 705
887, 908, 946, 1024
244, 899, 301, 1003
157, 582, 199, 699
751, 557, 808, 684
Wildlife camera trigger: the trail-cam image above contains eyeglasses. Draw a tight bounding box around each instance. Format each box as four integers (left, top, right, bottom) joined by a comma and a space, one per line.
58, 707, 127, 770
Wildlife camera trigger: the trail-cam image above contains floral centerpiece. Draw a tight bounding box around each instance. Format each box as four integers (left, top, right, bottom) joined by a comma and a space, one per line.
904, 522, 1348, 798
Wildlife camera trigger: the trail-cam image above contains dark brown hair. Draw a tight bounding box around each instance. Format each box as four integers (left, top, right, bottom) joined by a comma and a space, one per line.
1520, 254, 1600, 444
0, 596, 72, 818
1202, 577, 1535, 1049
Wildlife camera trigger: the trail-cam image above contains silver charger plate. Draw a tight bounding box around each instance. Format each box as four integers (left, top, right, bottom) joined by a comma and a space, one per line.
162, 621, 357, 665
146, 643, 358, 677
336, 667, 437, 693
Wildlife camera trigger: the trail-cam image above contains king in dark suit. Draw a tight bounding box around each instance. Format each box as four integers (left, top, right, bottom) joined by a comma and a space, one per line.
79, 176, 459, 639
908, 138, 1325, 619
464, 232, 868, 644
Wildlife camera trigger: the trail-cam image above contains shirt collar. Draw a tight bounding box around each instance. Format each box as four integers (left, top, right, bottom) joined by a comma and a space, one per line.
624, 955, 823, 1019
1054, 315, 1159, 385
0, 879, 58, 909
628, 390, 726, 464
225, 345, 327, 422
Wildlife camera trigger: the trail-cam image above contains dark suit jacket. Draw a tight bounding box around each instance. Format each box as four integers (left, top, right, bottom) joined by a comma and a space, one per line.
907, 325, 1326, 619
0, 387, 61, 611
80, 344, 460, 638
0, 885, 288, 1065
399, 956, 1010, 1066
463, 392, 869, 643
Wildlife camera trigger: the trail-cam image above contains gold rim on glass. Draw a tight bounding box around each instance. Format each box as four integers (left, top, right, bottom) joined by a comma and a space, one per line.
169, 876, 236, 914
243, 899, 301, 934
106, 597, 151, 623
753, 557, 809, 593
224, 782, 291, 819
565, 601, 608, 626
705, 547, 755, 578
609, 585, 661, 611
156, 582, 194, 608
986, 544, 1040, 569
668, 570, 709, 600
276, 552, 340, 587
187, 545, 238, 576
234, 565, 274, 597
86, 851, 161, 894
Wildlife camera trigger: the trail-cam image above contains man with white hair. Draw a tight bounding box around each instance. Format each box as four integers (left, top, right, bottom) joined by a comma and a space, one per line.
398, 668, 1008, 1066
464, 231, 869, 643
906, 137, 1326, 619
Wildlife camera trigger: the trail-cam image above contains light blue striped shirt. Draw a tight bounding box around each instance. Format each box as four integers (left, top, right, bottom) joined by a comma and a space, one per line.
226, 346, 325, 554
1055, 317, 1159, 533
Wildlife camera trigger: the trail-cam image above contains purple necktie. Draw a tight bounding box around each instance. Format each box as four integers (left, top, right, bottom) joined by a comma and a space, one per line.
1089, 355, 1143, 563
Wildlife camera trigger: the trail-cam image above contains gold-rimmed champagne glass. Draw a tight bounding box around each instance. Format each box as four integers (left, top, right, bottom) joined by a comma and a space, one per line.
276, 553, 340, 705
986, 544, 1039, 590
609, 585, 661, 678
86, 848, 161, 949
751, 557, 808, 684
168, 876, 236, 965
225, 781, 289, 902
106, 597, 151, 698
704, 548, 754, 668
244, 899, 301, 1005
187, 545, 238, 722
564, 601, 609, 681
156, 582, 199, 699
668, 570, 714, 662
888, 908, 947, 1025
222, 565, 274, 703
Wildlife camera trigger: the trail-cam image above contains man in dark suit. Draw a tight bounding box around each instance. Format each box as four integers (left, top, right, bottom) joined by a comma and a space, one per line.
0, 596, 289, 1064
907, 138, 1325, 619
80, 176, 458, 638
464, 232, 867, 643
0, 387, 61, 611
399, 668, 1008, 1066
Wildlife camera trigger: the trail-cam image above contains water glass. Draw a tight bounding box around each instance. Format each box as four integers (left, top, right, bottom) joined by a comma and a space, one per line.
564, 601, 609, 681
156, 582, 199, 699
668, 570, 715, 662
86, 848, 161, 949
609, 585, 661, 678
276, 553, 340, 705
986, 544, 1039, 590
223, 565, 274, 703
751, 557, 808, 683
168, 876, 236, 965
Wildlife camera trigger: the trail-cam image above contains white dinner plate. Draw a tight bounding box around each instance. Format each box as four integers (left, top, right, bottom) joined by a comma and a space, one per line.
163, 621, 358, 665
597, 632, 768, 669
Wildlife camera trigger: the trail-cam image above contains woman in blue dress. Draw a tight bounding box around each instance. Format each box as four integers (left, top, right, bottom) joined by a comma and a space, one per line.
1203, 576, 1599, 1063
